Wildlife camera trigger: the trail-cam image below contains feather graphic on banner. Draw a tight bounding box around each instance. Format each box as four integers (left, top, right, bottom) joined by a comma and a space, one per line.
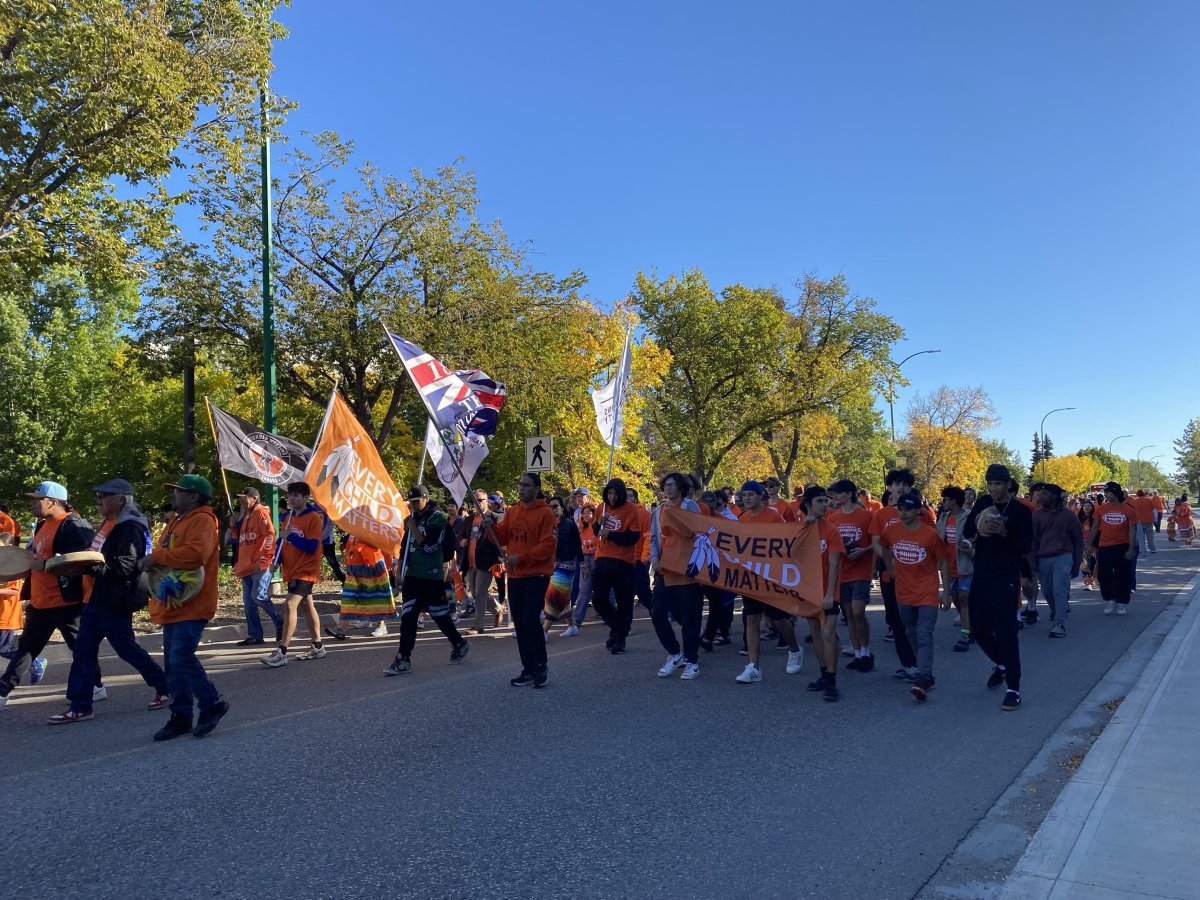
317, 436, 361, 500
686, 527, 720, 582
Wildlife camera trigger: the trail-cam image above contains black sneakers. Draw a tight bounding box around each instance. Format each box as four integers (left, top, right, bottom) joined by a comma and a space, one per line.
910, 678, 935, 702
450, 640, 470, 664
153, 714, 193, 742
533, 667, 548, 689
987, 666, 1006, 690
1001, 690, 1021, 711
806, 674, 828, 692
511, 671, 535, 687
193, 699, 229, 738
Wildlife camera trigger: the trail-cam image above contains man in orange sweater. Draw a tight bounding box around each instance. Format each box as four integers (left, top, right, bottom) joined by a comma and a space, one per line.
489, 472, 557, 688
231, 486, 280, 646
139, 474, 228, 741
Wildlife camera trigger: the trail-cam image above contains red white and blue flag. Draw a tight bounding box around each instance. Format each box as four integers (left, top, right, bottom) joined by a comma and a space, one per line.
386, 331, 483, 433
455, 369, 506, 436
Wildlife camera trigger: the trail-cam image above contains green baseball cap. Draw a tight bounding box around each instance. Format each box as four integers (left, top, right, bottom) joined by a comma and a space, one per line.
164, 474, 213, 497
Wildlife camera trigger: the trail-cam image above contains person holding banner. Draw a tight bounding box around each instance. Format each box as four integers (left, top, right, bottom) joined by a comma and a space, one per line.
230, 487, 280, 646
488, 473, 557, 687
262, 483, 326, 667
649, 472, 703, 680
384, 485, 470, 676
734, 481, 804, 684
797, 486, 845, 702
589, 479, 642, 655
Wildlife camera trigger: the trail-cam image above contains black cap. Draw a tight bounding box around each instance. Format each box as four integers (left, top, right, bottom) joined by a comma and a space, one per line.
237, 486, 261, 499
407, 484, 430, 500
895, 492, 923, 510
985, 464, 1012, 483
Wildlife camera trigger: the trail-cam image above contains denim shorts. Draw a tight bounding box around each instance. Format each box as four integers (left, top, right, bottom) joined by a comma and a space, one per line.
951, 576, 973, 594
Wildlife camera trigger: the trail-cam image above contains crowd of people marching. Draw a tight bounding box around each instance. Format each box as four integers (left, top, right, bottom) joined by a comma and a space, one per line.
0, 463, 1192, 742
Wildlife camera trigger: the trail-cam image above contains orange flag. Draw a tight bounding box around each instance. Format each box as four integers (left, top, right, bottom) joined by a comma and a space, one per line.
304, 392, 409, 557
661, 506, 825, 619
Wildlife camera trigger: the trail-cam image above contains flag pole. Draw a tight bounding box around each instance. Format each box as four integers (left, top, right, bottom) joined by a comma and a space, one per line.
203, 397, 235, 515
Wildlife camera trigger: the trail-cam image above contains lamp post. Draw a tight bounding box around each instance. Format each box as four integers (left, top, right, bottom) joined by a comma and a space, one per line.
1108, 434, 1132, 454
1144, 454, 1164, 489
888, 349, 941, 442
1039, 407, 1075, 482
1135, 445, 1156, 489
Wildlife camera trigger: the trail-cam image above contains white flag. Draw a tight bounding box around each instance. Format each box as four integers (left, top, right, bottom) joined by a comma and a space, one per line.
425, 420, 489, 507
591, 329, 633, 448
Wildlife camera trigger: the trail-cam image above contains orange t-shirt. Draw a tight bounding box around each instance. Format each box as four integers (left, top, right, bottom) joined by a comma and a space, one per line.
280, 508, 324, 583
594, 502, 641, 565
727, 503, 742, 517
633, 504, 652, 564
580, 529, 598, 557
1095, 502, 1136, 547
1151, 495, 1166, 513
81, 519, 116, 603
1130, 496, 1156, 525
0, 578, 23, 630
0, 511, 19, 542
1174, 503, 1193, 525
870, 505, 935, 582
816, 518, 846, 594
770, 499, 797, 524
28, 513, 69, 609
881, 522, 945, 606
738, 506, 785, 524
942, 513, 959, 578
827, 505, 875, 583
862, 498, 883, 512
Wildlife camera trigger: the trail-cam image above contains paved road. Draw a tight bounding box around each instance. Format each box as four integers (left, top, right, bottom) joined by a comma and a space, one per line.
4, 543, 1197, 900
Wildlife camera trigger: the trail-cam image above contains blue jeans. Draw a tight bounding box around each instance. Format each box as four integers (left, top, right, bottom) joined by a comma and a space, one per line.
163, 619, 219, 718
899, 604, 938, 680
241, 570, 281, 641
67, 603, 168, 714
1036, 553, 1072, 625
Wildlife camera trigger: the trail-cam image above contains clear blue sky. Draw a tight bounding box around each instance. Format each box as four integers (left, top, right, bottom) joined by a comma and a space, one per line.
271, 1, 1199, 474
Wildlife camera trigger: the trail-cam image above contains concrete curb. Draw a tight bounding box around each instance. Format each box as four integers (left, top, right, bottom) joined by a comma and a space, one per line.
998, 572, 1200, 899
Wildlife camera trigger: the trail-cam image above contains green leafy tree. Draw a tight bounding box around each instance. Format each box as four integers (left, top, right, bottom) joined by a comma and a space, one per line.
1079, 447, 1130, 486
1173, 420, 1200, 494
979, 438, 1026, 488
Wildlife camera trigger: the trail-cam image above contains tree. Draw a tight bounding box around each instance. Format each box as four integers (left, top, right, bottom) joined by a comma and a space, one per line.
0, 0, 284, 289
907, 386, 997, 437
1031, 432, 1044, 470
979, 439, 1026, 487
902, 425, 985, 492
1079, 447, 1130, 486
1173, 419, 1200, 494
637, 271, 899, 485
1039, 455, 1100, 494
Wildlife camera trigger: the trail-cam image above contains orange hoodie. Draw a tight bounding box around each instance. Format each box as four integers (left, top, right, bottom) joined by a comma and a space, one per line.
231, 503, 276, 577
149, 505, 220, 623
491, 498, 558, 578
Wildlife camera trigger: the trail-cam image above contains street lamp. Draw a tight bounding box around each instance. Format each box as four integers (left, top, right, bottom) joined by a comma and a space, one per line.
1039, 407, 1075, 481
888, 349, 942, 442
1108, 434, 1132, 454
1144, 454, 1164, 489
1135, 445, 1156, 488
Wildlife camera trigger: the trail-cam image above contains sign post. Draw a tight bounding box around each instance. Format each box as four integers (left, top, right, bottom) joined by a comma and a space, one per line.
525, 436, 553, 472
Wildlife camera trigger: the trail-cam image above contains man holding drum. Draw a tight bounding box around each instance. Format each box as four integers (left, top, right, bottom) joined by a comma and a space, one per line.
0, 481, 100, 710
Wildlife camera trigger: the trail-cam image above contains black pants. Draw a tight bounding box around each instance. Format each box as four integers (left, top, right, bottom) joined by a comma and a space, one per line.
1098, 544, 1132, 604
702, 586, 734, 639
968, 573, 1021, 691
509, 575, 549, 675
0, 604, 102, 696
398, 576, 463, 659
881, 579, 916, 669
634, 561, 653, 611
590, 558, 635, 642
652, 581, 703, 663
67, 602, 167, 712
323, 543, 345, 582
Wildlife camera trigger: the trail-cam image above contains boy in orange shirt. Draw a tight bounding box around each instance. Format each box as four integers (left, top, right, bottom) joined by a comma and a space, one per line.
262, 482, 326, 666
589, 478, 642, 654
0, 533, 23, 659
880, 492, 949, 701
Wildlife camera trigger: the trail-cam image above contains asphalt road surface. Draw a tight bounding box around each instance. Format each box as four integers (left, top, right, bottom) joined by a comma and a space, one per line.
4, 542, 1196, 900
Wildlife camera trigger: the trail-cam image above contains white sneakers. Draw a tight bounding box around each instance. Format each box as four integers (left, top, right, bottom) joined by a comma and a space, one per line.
658, 652, 684, 677
1104, 601, 1117, 615
93, 686, 108, 701
370, 623, 389, 637
1117, 605, 1129, 616
735, 664, 762, 684
560, 624, 579, 637
786, 649, 804, 674
296, 645, 327, 660
681, 663, 700, 680
261, 648, 288, 667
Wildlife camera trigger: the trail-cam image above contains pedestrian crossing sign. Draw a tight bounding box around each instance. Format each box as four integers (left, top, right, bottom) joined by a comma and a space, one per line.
525, 436, 553, 472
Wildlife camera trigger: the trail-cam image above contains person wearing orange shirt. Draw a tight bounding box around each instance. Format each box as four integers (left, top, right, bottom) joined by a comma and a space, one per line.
137, 473, 227, 740
1089, 482, 1137, 615
0, 481, 96, 711
589, 478, 642, 655
764, 477, 798, 524
0, 533, 23, 659
828, 479, 876, 671
1131, 490, 1157, 554
628, 488, 654, 615
859, 489, 883, 512
649, 472, 704, 680
880, 492, 950, 701
869, 469, 930, 678
0, 505, 20, 544
733, 480, 802, 684
262, 482, 325, 667
490, 472, 557, 688
798, 486, 845, 702
562, 504, 599, 636
1150, 490, 1166, 533
698, 490, 738, 649
231, 486, 280, 646
1173, 495, 1195, 546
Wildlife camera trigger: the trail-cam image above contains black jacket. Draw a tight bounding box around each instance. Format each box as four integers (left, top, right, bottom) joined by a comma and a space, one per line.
554, 515, 583, 564
21, 513, 93, 605
961, 495, 1033, 577
88, 517, 152, 613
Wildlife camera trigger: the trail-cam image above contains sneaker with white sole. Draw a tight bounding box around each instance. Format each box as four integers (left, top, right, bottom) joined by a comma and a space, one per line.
1103, 601, 1116, 615
1049, 623, 1066, 638
840, 645, 855, 658
148, 693, 171, 710
48, 708, 93, 725
786, 649, 803, 674
560, 623, 579, 637
735, 664, 762, 684
296, 645, 327, 660
680, 663, 700, 680
29, 657, 48, 685
1116, 605, 1128, 616
658, 652, 684, 678
261, 648, 288, 667
92, 686, 108, 702
370, 623, 389, 637
383, 656, 411, 676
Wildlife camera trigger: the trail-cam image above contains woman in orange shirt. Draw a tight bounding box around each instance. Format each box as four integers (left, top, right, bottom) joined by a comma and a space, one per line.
1173, 495, 1195, 547
1090, 483, 1137, 614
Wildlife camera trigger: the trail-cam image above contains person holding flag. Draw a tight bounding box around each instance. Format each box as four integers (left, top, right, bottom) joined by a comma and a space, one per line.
261, 483, 326, 667
589, 478, 642, 655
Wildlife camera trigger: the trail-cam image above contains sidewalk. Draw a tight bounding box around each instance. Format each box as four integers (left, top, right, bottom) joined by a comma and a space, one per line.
1001, 573, 1200, 900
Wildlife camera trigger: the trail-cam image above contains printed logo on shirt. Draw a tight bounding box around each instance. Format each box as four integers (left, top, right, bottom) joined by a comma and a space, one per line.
837, 525, 863, 545
819, 538, 828, 554
1102, 511, 1128, 526
892, 541, 927, 565
944, 524, 957, 543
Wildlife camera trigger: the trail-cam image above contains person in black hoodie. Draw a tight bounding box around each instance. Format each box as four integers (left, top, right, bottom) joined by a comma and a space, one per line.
589, 478, 642, 654
961, 464, 1033, 711
48, 479, 170, 724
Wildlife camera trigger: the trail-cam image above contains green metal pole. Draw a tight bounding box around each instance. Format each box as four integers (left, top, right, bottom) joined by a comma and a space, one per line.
261, 87, 278, 531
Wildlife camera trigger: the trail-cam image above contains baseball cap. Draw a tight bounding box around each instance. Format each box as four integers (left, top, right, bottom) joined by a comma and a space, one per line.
488, 494, 504, 506
237, 486, 261, 499
984, 464, 1011, 483
895, 492, 923, 510
406, 484, 430, 500
740, 480, 766, 496
572, 487, 590, 496
164, 474, 213, 497
27, 480, 68, 501
93, 478, 135, 495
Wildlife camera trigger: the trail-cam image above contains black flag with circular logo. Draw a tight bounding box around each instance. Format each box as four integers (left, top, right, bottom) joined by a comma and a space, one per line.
209, 402, 312, 487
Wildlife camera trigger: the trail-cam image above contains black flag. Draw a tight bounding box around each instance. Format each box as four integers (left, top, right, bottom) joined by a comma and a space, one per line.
209, 402, 311, 487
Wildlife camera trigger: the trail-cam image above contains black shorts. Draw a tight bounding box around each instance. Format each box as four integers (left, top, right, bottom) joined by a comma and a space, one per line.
741, 596, 791, 621
286, 579, 314, 598
839, 580, 871, 607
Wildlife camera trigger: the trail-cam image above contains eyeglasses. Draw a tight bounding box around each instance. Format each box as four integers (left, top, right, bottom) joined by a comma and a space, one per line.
663, 481, 678, 488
